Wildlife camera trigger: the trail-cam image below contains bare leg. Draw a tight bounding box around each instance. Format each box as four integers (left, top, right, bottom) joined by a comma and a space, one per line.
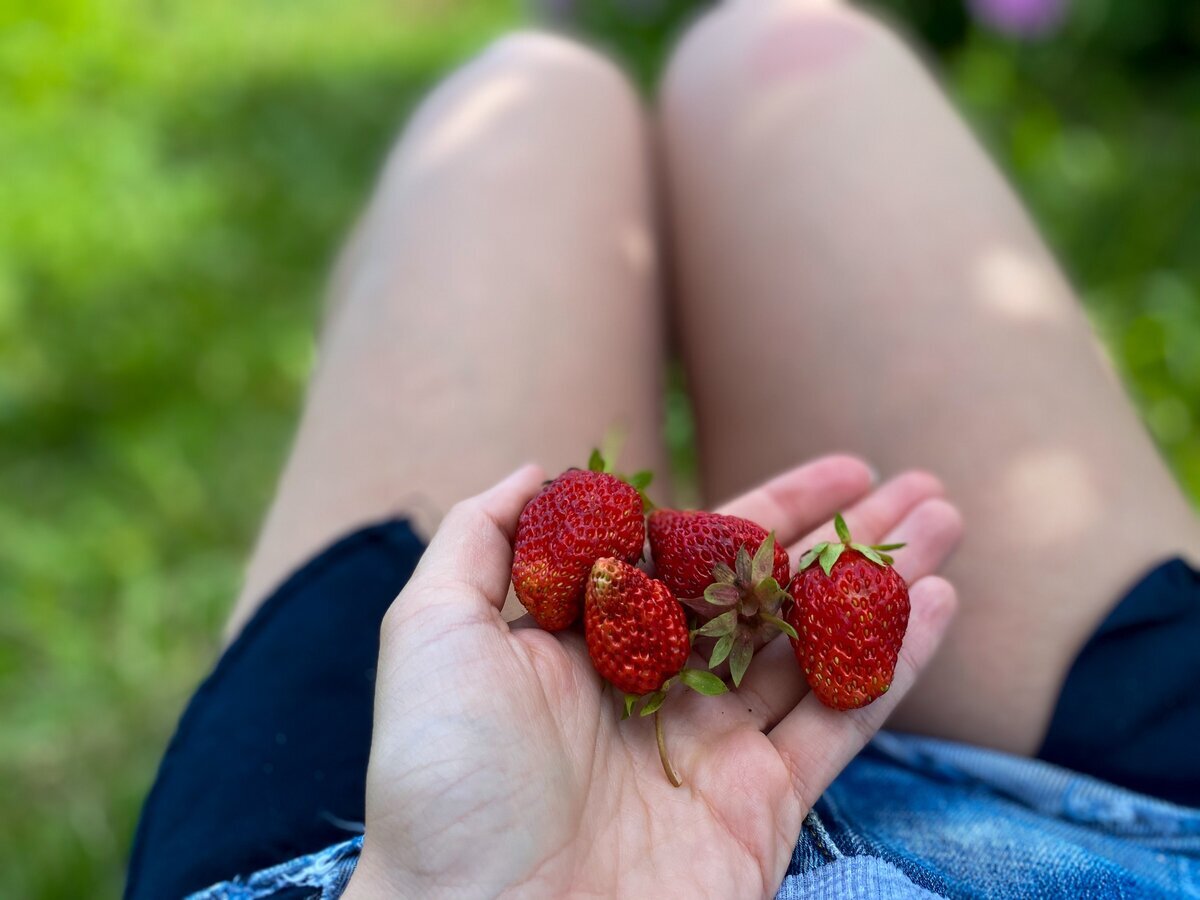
229, 33, 665, 636
660, 0, 1200, 753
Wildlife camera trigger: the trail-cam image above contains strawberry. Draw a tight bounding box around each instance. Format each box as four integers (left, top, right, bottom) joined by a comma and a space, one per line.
648, 510, 789, 601
585, 557, 726, 787
511, 459, 647, 632
648, 510, 793, 686
585, 557, 690, 695
785, 514, 909, 710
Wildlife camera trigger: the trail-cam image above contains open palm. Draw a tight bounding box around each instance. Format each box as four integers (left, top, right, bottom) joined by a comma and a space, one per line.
346, 457, 960, 900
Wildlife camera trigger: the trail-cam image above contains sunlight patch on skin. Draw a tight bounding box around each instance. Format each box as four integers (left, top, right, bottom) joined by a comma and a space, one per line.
617, 221, 656, 276
974, 246, 1071, 324
1001, 447, 1101, 543
407, 74, 530, 176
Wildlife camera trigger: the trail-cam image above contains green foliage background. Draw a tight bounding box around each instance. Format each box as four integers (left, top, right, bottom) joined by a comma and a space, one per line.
1, 0, 1197, 896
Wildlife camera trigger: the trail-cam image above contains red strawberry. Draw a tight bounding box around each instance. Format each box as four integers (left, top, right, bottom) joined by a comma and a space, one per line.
648, 510, 789, 601
585, 557, 727, 788
648, 510, 793, 686
785, 514, 910, 710
511, 465, 645, 631
584, 557, 690, 695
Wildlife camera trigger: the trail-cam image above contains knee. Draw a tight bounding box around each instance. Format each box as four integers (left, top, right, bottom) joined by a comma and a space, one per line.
661, 0, 908, 125
394, 30, 643, 175
482, 31, 635, 105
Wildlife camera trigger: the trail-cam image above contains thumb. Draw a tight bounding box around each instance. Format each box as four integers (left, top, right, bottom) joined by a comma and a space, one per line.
399, 464, 545, 623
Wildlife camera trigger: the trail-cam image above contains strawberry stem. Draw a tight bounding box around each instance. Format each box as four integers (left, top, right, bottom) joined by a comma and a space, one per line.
655, 709, 682, 788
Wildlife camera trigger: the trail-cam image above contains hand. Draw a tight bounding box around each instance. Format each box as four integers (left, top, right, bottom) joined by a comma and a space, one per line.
344, 456, 960, 899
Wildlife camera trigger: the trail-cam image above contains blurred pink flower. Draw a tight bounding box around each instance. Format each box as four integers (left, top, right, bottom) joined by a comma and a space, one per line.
968, 0, 1069, 37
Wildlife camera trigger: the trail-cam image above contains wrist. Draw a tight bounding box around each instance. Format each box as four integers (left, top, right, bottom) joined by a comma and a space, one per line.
342, 848, 516, 900
339, 872, 381, 900
341, 851, 406, 900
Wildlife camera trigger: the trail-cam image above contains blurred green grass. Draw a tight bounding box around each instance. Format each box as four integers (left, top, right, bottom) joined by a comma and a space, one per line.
1, 0, 1197, 897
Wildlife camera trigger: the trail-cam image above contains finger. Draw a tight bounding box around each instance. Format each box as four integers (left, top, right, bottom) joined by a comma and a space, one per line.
716, 470, 943, 686
716, 455, 875, 549
788, 470, 944, 560
884, 498, 963, 583
406, 464, 545, 616
737, 497, 963, 731
767, 576, 957, 812
695, 468, 939, 679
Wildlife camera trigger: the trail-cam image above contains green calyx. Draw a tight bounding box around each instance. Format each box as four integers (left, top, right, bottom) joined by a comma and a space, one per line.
797, 512, 906, 576
588, 448, 655, 512
620, 670, 725, 789
620, 668, 728, 720
686, 533, 798, 688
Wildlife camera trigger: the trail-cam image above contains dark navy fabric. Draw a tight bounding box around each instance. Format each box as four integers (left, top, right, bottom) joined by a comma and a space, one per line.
125, 520, 424, 900
1038, 557, 1200, 807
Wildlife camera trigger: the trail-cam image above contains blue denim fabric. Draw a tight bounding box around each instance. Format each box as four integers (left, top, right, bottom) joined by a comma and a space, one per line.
188, 836, 362, 899
789, 733, 1200, 898
189, 732, 1200, 899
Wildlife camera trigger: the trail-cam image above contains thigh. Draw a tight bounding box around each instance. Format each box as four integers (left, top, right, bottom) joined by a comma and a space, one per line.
660, 0, 1200, 752
230, 33, 666, 637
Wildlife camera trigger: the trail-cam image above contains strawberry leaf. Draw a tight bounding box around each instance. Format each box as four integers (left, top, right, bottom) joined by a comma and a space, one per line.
819, 543, 844, 577
873, 543, 906, 552
851, 543, 887, 567
834, 513, 852, 544
624, 469, 657, 512
711, 562, 736, 585
680, 595, 716, 615
709, 633, 734, 668
622, 693, 639, 720
696, 609, 737, 637
735, 545, 753, 586
752, 577, 789, 613
729, 630, 754, 687
798, 543, 828, 571
761, 611, 799, 641
588, 449, 606, 473
751, 533, 775, 584
627, 470, 653, 491
704, 583, 741, 607
639, 691, 667, 716
680, 668, 729, 696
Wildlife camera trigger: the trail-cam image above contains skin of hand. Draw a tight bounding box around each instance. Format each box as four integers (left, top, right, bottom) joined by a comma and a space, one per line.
343, 456, 961, 900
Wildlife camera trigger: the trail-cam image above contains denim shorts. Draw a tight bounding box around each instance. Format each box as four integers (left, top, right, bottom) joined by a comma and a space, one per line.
126, 521, 1200, 899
